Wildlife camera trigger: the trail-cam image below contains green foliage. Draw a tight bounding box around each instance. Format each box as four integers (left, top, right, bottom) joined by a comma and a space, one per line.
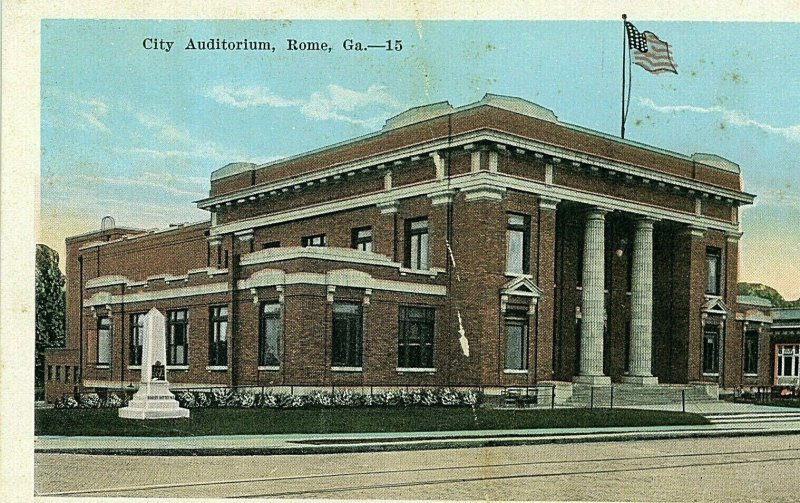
34, 407, 709, 437
36, 244, 66, 387
738, 282, 800, 307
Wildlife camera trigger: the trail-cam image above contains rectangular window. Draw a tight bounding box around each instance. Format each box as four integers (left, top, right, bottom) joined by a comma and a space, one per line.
301, 234, 326, 247
351, 226, 373, 252
130, 313, 144, 366
332, 303, 363, 367
47, 365, 53, 381
208, 306, 228, 366
504, 312, 529, 370
259, 302, 281, 366
64, 366, 71, 383
398, 306, 435, 368
777, 344, 800, 378
166, 310, 188, 366
706, 247, 722, 295
263, 241, 280, 249
506, 213, 530, 275
55, 366, 61, 381
702, 324, 720, 374
404, 218, 430, 270
743, 331, 759, 375
97, 316, 112, 365
73, 367, 79, 384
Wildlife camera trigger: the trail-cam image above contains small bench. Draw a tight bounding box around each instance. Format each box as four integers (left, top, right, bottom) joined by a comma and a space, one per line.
502, 387, 539, 408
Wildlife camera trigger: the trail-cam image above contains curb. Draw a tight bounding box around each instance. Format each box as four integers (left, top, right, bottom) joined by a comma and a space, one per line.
35, 427, 800, 456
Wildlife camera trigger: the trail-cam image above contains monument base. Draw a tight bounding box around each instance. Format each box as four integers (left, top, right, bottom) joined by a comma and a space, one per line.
118, 381, 190, 420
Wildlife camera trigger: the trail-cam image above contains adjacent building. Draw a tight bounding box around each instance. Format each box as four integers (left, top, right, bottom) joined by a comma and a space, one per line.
45, 94, 763, 402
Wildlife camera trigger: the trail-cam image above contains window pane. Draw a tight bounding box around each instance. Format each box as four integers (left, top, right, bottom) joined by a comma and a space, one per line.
398, 306, 435, 367
505, 317, 528, 370
506, 230, 524, 274
98, 317, 111, 365
419, 233, 429, 269
260, 303, 281, 366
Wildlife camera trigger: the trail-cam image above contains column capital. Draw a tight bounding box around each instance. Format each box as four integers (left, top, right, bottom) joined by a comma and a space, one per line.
633, 216, 658, 229
537, 196, 561, 211
585, 207, 610, 220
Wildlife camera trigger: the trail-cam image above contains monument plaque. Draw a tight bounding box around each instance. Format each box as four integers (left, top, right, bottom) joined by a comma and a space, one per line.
118, 308, 190, 419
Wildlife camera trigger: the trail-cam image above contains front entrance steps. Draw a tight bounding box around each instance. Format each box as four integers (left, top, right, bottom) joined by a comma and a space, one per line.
563, 382, 719, 408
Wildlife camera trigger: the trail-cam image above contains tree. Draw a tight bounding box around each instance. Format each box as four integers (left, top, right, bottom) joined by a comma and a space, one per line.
36, 244, 66, 388
739, 282, 800, 308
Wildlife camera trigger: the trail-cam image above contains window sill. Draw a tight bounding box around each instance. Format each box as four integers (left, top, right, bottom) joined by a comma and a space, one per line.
96, 364, 110, 369
702, 372, 720, 377
504, 272, 533, 279
167, 365, 189, 371
331, 366, 363, 372
396, 367, 436, 373
744, 373, 759, 377
258, 365, 280, 371
206, 366, 229, 371
399, 267, 444, 277
129, 365, 141, 370
503, 369, 529, 374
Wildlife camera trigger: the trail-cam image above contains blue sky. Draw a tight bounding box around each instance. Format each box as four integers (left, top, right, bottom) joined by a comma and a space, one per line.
40, 19, 800, 298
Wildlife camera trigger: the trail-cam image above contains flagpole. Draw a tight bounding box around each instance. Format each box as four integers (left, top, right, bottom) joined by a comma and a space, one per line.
621, 13, 627, 139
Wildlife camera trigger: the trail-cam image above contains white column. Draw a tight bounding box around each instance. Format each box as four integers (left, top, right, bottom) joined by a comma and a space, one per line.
624, 217, 659, 385
575, 208, 611, 385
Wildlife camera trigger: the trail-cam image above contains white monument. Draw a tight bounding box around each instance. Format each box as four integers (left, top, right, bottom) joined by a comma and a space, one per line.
119, 308, 190, 419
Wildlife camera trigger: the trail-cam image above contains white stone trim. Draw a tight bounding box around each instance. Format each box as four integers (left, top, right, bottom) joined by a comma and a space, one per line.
84, 282, 229, 307
258, 365, 280, 371
85, 275, 128, 289
209, 171, 742, 238
503, 369, 529, 374
428, 188, 455, 206
470, 150, 481, 172
239, 267, 447, 297
206, 366, 228, 371
241, 246, 444, 280
462, 184, 505, 201
198, 129, 752, 211
396, 367, 436, 373
331, 366, 363, 372
167, 365, 189, 371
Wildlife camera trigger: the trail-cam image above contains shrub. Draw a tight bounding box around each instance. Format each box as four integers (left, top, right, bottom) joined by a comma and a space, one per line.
54, 395, 78, 409
195, 392, 212, 408
78, 393, 102, 409
211, 388, 234, 407
177, 391, 196, 408
104, 393, 124, 408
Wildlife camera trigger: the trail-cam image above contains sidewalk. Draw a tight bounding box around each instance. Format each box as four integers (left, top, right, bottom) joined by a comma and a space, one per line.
36, 415, 800, 456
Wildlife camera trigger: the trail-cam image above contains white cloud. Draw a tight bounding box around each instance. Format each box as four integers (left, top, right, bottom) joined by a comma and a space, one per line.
203, 85, 300, 109
64, 173, 207, 199
42, 89, 111, 133
204, 84, 404, 129
638, 97, 800, 143
132, 112, 250, 162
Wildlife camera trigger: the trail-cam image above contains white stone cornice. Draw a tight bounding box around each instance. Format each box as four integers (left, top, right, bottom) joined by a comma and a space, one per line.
209, 171, 742, 238
197, 128, 754, 211
688, 225, 707, 238
462, 184, 505, 201
235, 229, 254, 242
239, 267, 446, 297
84, 282, 229, 307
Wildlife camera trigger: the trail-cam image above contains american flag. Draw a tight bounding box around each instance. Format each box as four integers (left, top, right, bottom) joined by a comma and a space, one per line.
625, 21, 678, 74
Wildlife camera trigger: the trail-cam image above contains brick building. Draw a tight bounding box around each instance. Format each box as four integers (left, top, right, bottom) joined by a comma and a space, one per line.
45, 94, 758, 402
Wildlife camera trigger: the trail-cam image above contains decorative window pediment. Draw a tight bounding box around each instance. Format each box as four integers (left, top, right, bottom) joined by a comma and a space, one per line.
701, 296, 730, 316
500, 277, 542, 313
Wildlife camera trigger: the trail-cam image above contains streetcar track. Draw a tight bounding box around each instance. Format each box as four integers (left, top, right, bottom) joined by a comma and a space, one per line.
234, 456, 800, 499
36, 446, 800, 497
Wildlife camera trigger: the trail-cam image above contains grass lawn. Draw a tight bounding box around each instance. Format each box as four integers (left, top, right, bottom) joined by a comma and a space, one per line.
35, 407, 709, 437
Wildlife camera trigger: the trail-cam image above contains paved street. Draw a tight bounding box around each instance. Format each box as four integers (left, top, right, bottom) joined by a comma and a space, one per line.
36, 434, 800, 501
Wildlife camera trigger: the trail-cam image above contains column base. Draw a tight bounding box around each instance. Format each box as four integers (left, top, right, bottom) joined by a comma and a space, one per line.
573, 375, 611, 386
622, 375, 659, 386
